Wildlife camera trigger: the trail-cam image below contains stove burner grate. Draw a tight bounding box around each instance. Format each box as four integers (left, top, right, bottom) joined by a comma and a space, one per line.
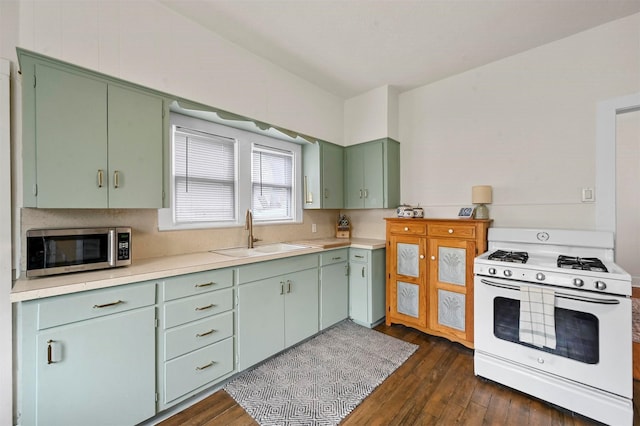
557, 255, 608, 273
488, 250, 529, 264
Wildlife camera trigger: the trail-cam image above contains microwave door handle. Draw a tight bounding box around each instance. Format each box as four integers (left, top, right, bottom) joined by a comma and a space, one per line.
480, 278, 620, 305
107, 229, 115, 266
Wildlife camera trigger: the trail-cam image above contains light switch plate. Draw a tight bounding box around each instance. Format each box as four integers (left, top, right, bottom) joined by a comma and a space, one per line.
581, 188, 595, 202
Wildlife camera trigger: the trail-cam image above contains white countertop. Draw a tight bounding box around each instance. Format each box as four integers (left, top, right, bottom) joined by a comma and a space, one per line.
11, 238, 385, 302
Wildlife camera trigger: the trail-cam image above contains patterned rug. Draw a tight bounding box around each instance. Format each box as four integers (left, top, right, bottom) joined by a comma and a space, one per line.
224, 320, 418, 425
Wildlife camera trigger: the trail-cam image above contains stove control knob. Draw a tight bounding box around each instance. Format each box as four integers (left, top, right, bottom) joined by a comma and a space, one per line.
488, 267, 497, 275
594, 281, 607, 291
503, 270, 512, 277
572, 278, 585, 288
535, 273, 545, 281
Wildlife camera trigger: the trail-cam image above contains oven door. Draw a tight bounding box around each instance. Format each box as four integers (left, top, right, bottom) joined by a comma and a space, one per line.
474, 275, 632, 398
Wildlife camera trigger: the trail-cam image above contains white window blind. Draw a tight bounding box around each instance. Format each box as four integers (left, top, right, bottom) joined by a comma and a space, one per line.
173, 127, 236, 223
251, 144, 293, 221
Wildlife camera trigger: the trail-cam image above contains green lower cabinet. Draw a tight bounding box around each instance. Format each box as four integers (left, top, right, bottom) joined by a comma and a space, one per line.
238, 266, 319, 371
19, 282, 157, 426
349, 248, 387, 328
158, 268, 236, 410
319, 249, 349, 329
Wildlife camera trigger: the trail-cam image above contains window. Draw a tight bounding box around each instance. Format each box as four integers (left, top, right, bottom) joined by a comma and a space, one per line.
158, 112, 302, 230
174, 127, 236, 223
251, 145, 293, 221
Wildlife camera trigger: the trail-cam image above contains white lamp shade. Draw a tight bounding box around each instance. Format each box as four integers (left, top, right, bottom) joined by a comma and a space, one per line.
472, 185, 492, 204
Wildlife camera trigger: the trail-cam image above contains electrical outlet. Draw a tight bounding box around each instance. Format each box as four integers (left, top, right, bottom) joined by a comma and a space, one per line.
581, 188, 595, 202
312, 223, 317, 233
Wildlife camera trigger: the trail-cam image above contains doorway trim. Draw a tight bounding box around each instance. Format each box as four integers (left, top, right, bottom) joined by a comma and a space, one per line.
595, 92, 640, 233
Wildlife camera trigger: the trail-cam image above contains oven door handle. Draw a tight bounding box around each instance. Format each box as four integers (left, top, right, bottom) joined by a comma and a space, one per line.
479, 279, 621, 305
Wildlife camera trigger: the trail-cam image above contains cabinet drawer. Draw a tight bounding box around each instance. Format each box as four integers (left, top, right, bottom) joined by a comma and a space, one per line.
36, 281, 155, 330
164, 337, 234, 403
349, 248, 369, 263
162, 268, 233, 301
164, 311, 234, 361
237, 254, 318, 284
428, 224, 476, 239
320, 249, 349, 266
389, 222, 427, 236
164, 288, 233, 329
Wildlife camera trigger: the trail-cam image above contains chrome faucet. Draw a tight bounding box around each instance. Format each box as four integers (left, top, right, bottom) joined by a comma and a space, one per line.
245, 209, 258, 248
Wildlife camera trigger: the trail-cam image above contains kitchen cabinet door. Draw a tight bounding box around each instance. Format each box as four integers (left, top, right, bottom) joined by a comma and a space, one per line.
34, 63, 108, 208
34, 307, 156, 426
349, 258, 369, 324
284, 268, 319, 346
320, 261, 349, 329
387, 234, 428, 328
108, 85, 164, 208
428, 237, 476, 342
303, 141, 344, 209
344, 143, 366, 209
237, 277, 286, 371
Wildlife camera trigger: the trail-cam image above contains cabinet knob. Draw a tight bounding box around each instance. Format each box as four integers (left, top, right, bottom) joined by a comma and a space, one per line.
448, 229, 454, 234
419, 254, 425, 259
431, 256, 436, 260
404, 227, 409, 231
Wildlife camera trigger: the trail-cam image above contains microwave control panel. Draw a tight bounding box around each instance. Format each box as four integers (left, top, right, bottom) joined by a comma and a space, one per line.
117, 232, 131, 261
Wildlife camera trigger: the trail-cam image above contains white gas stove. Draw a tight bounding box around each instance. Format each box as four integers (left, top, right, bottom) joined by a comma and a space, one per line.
474, 228, 632, 425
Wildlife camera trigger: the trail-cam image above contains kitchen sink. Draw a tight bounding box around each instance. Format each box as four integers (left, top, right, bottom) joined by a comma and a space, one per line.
211, 243, 309, 258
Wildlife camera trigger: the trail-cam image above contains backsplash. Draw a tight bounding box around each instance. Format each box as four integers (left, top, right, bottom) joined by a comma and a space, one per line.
20, 208, 341, 270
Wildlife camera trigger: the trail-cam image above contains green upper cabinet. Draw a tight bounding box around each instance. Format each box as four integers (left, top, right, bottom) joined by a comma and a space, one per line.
344, 138, 400, 209
302, 140, 344, 209
19, 49, 165, 208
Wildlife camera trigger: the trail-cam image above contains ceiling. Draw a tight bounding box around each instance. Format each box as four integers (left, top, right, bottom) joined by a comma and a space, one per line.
160, 0, 640, 99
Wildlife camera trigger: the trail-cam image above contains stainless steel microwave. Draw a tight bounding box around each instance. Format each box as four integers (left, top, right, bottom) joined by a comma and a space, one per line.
26, 227, 132, 277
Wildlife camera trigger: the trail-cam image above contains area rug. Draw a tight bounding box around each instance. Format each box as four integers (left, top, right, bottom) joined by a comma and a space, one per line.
224, 320, 418, 425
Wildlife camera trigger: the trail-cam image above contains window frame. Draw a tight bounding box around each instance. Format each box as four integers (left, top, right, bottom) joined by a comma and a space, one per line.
158, 113, 303, 231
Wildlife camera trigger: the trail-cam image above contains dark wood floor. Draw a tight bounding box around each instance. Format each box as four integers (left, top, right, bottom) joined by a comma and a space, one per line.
158, 323, 640, 425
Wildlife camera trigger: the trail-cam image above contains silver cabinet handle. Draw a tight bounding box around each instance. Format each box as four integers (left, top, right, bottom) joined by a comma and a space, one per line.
196, 329, 215, 338
194, 282, 215, 288
361, 266, 365, 278
359, 189, 363, 199
93, 300, 123, 309
280, 281, 285, 295
196, 361, 215, 371
113, 170, 120, 189
97, 169, 104, 188
344, 264, 349, 276
47, 339, 55, 364
304, 176, 312, 204
364, 189, 368, 198
195, 303, 215, 311
324, 188, 329, 199
331, 256, 343, 261
354, 255, 364, 259
287, 280, 292, 293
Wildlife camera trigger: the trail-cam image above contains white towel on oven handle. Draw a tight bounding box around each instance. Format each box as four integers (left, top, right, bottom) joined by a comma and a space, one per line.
519, 286, 557, 350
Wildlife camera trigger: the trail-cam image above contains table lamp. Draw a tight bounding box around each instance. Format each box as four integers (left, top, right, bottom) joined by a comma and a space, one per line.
472, 185, 492, 219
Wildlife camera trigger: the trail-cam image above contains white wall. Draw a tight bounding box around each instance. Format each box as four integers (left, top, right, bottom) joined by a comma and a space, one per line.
398, 13, 640, 229
344, 85, 399, 145
12, 0, 344, 145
